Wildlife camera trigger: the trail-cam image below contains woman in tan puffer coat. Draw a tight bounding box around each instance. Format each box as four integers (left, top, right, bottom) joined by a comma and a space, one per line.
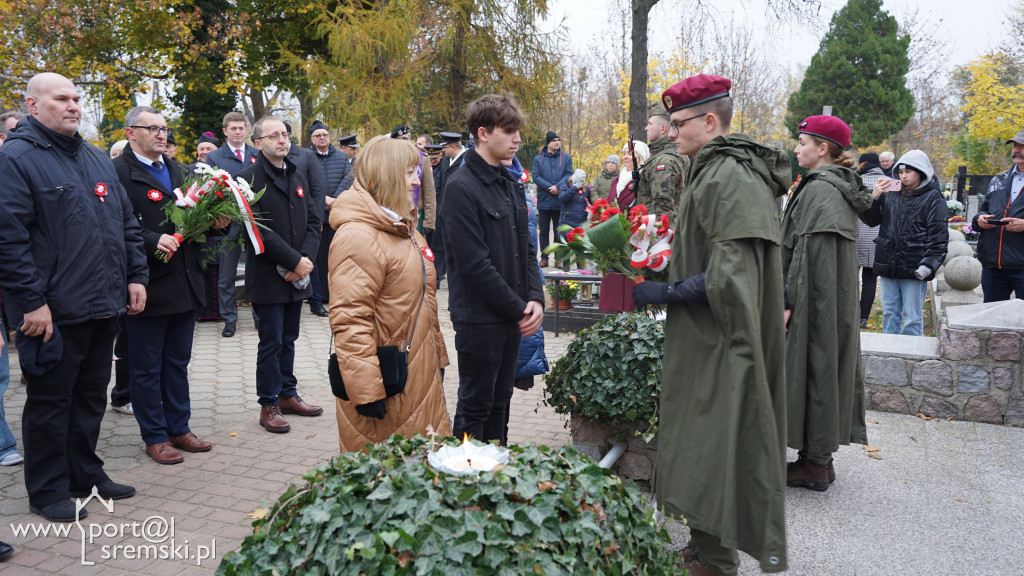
328, 136, 451, 453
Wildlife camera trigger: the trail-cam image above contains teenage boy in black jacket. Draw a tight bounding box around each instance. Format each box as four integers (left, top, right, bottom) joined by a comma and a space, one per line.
438, 94, 544, 444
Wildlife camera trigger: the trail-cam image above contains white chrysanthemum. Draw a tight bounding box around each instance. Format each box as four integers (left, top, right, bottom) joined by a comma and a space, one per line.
237, 178, 255, 202
194, 162, 213, 176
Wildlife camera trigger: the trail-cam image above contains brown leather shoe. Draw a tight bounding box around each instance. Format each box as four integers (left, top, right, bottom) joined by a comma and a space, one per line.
146, 442, 184, 465
170, 432, 212, 453
278, 395, 323, 417
787, 456, 830, 491
827, 458, 836, 484
259, 405, 291, 433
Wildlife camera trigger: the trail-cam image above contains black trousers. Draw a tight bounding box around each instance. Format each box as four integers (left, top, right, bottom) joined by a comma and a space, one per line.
860, 267, 877, 320
22, 317, 117, 508
310, 223, 336, 307
452, 322, 521, 444
537, 209, 561, 257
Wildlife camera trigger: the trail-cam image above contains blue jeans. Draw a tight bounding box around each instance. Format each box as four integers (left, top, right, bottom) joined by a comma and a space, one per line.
981, 267, 1024, 302
252, 301, 302, 406
880, 277, 927, 335
0, 320, 18, 460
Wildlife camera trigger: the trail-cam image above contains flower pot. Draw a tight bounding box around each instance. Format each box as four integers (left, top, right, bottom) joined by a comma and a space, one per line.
557, 299, 573, 310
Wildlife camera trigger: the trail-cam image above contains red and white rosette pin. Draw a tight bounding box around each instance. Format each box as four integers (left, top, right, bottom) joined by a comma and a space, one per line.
296, 186, 304, 198
422, 246, 435, 261
95, 182, 107, 203
147, 189, 162, 202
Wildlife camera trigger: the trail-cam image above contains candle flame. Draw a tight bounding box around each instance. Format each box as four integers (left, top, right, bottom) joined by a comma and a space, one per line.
462, 433, 470, 444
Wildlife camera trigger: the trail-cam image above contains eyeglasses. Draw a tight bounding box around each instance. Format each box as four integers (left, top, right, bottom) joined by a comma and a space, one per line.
258, 132, 289, 141
129, 125, 172, 136
668, 113, 707, 132
311, 132, 330, 139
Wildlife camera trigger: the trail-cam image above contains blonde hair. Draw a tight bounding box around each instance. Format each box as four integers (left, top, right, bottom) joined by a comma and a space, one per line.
353, 135, 421, 216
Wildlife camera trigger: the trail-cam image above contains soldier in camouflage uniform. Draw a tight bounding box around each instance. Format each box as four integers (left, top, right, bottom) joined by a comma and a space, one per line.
636, 111, 690, 220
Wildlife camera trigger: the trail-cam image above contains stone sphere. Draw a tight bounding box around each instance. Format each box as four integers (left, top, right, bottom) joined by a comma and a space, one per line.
944, 255, 982, 291
934, 270, 950, 294
944, 240, 974, 265
947, 228, 966, 243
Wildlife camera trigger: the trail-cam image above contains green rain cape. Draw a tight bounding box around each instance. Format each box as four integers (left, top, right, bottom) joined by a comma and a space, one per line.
780, 164, 872, 457
656, 134, 789, 572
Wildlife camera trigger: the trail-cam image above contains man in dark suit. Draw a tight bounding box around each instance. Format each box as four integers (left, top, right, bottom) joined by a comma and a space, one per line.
236, 116, 323, 433
204, 111, 259, 337
283, 121, 330, 317
114, 105, 222, 465
429, 131, 466, 285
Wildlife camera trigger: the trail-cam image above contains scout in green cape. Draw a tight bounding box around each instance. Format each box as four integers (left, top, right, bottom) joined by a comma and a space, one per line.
633, 74, 789, 576
782, 115, 872, 491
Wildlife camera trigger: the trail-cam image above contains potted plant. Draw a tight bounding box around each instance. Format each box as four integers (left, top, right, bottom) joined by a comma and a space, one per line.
217, 435, 684, 575
545, 277, 579, 309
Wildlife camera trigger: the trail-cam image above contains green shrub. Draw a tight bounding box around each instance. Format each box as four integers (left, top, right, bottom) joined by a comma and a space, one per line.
217, 435, 683, 576
544, 312, 664, 433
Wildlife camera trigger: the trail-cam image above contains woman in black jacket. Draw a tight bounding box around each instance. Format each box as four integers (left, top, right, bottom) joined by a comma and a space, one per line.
859, 150, 948, 335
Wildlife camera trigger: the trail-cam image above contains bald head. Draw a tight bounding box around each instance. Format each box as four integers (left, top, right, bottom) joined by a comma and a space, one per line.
25, 73, 81, 136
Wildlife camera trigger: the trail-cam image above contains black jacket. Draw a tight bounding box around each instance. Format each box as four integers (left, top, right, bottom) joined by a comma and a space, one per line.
205, 143, 259, 178
973, 165, 1024, 270
237, 154, 321, 304
435, 151, 465, 208
287, 144, 328, 211
114, 150, 204, 316
0, 116, 148, 326
859, 177, 948, 280
309, 144, 353, 198
438, 149, 544, 323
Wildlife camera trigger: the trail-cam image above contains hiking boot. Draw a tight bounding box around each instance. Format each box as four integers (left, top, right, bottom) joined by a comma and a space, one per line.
787, 456, 830, 491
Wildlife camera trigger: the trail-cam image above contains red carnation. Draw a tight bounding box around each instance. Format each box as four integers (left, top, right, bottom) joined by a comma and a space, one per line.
629, 205, 648, 221
566, 226, 585, 242
600, 207, 621, 222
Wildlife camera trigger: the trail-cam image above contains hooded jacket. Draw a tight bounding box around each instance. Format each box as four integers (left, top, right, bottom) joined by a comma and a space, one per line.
532, 148, 574, 211
592, 168, 618, 201
0, 116, 148, 326
859, 150, 948, 280
328, 184, 450, 452
557, 179, 590, 229
780, 164, 872, 460
659, 133, 789, 573
973, 164, 1024, 270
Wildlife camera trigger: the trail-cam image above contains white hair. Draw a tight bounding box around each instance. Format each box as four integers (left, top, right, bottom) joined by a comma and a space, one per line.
880, 151, 895, 161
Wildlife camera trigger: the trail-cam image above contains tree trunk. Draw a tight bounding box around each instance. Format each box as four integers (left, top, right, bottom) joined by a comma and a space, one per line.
247, 87, 267, 124
629, 0, 658, 143
298, 92, 315, 148
449, 0, 471, 129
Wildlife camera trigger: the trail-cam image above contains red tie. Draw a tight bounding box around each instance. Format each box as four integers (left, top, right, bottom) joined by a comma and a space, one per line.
236, 149, 243, 161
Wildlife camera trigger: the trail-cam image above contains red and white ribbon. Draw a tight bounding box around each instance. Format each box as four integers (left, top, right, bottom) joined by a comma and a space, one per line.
224, 178, 265, 255
629, 215, 673, 271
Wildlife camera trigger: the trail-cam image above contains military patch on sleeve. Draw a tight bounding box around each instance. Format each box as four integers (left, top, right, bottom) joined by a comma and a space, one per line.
656, 165, 666, 171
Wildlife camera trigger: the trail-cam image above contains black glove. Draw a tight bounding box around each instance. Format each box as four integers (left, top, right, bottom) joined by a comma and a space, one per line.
632, 273, 708, 308
355, 399, 386, 420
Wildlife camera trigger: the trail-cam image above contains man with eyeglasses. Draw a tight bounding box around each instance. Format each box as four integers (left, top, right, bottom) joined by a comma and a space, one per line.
114, 106, 223, 465
632, 74, 789, 576
636, 108, 689, 220
236, 116, 323, 434
0, 73, 147, 522
205, 112, 259, 338
305, 120, 351, 316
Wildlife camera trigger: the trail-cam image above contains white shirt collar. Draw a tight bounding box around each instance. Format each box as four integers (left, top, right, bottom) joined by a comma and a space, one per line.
133, 150, 159, 167
380, 205, 402, 223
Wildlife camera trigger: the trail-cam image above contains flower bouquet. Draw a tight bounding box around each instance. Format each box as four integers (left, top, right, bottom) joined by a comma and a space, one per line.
542, 199, 673, 283
545, 275, 580, 301
156, 163, 265, 265
946, 199, 964, 219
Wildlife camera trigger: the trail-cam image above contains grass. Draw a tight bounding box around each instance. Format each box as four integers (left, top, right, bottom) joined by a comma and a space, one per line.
862, 290, 935, 335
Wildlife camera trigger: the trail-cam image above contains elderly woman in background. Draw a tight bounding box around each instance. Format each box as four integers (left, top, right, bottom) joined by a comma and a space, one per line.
328, 135, 450, 452
856, 153, 886, 328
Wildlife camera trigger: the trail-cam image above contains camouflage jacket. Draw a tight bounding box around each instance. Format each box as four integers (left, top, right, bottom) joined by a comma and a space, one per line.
636, 136, 690, 219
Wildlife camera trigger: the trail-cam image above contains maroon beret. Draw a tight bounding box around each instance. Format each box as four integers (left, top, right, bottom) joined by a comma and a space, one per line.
798, 115, 851, 149
661, 74, 732, 114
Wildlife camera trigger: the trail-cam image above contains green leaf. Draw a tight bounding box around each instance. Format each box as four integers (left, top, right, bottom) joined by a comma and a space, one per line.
366, 477, 394, 500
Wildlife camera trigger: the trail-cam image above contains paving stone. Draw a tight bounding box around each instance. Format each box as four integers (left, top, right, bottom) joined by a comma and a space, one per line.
987, 332, 1021, 362
911, 361, 953, 396
964, 395, 1002, 425
941, 328, 982, 360
958, 365, 990, 393
864, 357, 908, 387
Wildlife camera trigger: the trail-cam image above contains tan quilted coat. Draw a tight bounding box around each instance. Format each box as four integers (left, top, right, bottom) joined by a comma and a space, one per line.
327, 183, 451, 453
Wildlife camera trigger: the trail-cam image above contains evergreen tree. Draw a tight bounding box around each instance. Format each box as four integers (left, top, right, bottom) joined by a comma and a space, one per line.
785, 0, 913, 148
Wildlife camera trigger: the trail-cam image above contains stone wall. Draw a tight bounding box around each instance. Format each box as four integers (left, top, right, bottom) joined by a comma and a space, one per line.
569, 415, 657, 484
862, 310, 1023, 427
